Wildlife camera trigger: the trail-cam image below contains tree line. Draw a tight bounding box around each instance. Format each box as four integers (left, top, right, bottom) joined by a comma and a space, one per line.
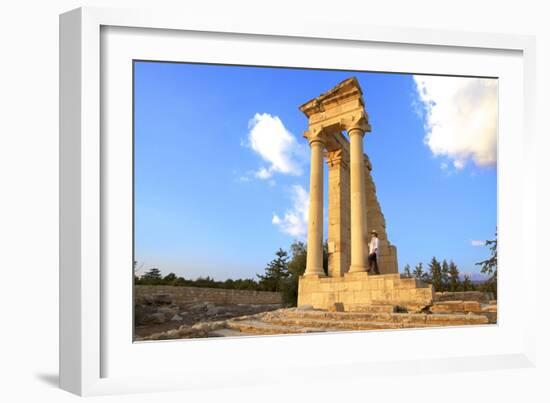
401, 259, 476, 292
134, 264, 262, 291
402, 231, 497, 296
133, 240, 324, 301
135, 232, 497, 303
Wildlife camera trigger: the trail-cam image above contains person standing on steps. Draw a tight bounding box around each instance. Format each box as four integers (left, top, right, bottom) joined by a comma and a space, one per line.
368, 229, 380, 275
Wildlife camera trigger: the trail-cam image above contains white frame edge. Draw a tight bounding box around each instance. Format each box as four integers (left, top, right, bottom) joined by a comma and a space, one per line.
59, 6, 537, 396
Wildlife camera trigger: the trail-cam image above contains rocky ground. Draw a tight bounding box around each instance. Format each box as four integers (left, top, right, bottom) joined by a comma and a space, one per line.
134, 293, 282, 340
135, 297, 498, 341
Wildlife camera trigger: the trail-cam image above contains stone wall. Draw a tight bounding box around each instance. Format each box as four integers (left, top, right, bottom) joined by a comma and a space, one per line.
298, 272, 433, 312
364, 154, 398, 274
135, 285, 282, 305
434, 291, 495, 303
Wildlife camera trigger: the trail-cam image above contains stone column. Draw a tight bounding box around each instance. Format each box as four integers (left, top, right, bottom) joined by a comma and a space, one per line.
348, 126, 368, 273
304, 138, 326, 277
326, 149, 350, 277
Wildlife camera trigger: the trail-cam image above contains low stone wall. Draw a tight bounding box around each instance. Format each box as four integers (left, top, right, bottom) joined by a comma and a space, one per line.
434, 291, 494, 303
298, 272, 434, 312
135, 285, 282, 305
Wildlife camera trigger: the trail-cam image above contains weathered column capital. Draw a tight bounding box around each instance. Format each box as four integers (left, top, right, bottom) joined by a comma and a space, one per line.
325, 149, 349, 169
304, 126, 335, 147
342, 113, 371, 136
308, 137, 326, 147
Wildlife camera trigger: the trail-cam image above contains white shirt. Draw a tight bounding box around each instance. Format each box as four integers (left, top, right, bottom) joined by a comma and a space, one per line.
369, 236, 379, 255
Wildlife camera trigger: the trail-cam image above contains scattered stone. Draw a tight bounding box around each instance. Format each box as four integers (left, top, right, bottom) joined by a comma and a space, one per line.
189, 302, 208, 311
463, 301, 482, 313
206, 305, 223, 315
347, 304, 395, 313
328, 302, 345, 312
431, 301, 465, 313
157, 306, 177, 319
192, 320, 227, 332
171, 314, 183, 321
482, 305, 497, 313
151, 293, 172, 305
150, 312, 167, 324
426, 313, 488, 325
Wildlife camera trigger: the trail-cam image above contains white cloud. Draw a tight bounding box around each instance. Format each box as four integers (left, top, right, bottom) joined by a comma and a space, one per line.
272, 185, 309, 238
246, 113, 305, 179
255, 167, 272, 179
470, 240, 486, 247
413, 75, 498, 170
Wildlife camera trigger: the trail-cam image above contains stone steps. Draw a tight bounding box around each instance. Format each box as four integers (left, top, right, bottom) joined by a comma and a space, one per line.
209, 328, 250, 337
272, 309, 489, 326
347, 304, 396, 313
264, 317, 413, 330
224, 309, 490, 336
226, 319, 337, 335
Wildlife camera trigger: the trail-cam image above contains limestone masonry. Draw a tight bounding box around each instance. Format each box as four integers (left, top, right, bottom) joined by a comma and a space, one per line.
135, 285, 282, 306
298, 77, 433, 311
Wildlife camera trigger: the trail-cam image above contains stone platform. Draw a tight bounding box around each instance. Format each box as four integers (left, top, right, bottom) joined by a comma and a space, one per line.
298, 272, 434, 312
138, 306, 492, 340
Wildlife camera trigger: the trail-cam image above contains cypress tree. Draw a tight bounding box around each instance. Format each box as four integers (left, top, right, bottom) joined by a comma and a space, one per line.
428, 257, 443, 291
448, 261, 460, 292
441, 260, 450, 292
413, 262, 425, 281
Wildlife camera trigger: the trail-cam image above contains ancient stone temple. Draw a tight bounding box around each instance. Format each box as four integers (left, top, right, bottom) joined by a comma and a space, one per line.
133, 77, 495, 342
297, 77, 433, 311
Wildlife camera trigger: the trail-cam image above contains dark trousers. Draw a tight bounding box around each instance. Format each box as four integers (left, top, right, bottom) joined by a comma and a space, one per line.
368, 253, 380, 274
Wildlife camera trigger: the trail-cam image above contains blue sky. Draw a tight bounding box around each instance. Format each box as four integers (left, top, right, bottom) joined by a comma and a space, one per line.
134, 61, 497, 281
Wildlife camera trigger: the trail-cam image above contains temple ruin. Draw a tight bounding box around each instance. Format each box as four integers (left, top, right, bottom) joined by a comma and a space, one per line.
297, 77, 433, 311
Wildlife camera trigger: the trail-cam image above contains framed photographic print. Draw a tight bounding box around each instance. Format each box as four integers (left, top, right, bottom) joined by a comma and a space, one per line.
60, 6, 537, 396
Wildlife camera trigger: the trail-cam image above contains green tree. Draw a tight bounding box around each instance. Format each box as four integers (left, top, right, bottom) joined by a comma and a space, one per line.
402, 264, 412, 278
163, 272, 177, 284
257, 248, 290, 292
141, 267, 162, 284
441, 260, 450, 291
278, 240, 329, 306
448, 261, 460, 292
280, 241, 307, 306
194, 276, 217, 288
461, 275, 474, 291
428, 257, 443, 291
413, 262, 425, 281
288, 241, 307, 277
172, 276, 188, 286
476, 231, 497, 298
233, 278, 259, 290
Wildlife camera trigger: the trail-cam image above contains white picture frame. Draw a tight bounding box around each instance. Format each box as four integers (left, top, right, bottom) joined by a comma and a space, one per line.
59, 6, 537, 396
